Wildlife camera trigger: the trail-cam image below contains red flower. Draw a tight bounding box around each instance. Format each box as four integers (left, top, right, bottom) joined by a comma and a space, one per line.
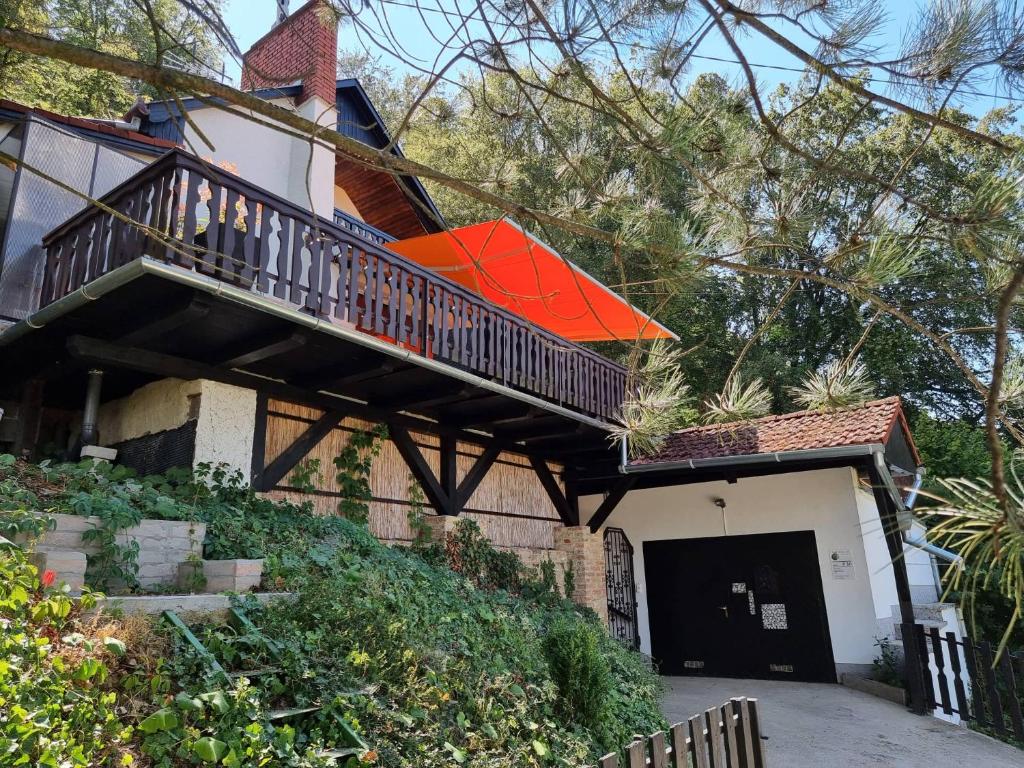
40, 569, 57, 588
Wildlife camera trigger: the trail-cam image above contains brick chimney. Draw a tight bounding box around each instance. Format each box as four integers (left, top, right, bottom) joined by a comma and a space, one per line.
241, 0, 338, 106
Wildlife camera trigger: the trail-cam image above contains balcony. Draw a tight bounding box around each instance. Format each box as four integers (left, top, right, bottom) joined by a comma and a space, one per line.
39, 150, 627, 424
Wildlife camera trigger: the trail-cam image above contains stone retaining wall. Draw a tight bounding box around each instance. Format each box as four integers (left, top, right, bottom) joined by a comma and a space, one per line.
36, 513, 205, 589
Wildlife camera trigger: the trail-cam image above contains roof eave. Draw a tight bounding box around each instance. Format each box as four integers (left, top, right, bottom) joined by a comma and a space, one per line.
621, 443, 884, 474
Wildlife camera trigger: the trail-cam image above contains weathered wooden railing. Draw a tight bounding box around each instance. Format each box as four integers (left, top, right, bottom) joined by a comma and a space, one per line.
597, 697, 767, 768
333, 207, 394, 245
40, 150, 626, 422
904, 622, 1024, 740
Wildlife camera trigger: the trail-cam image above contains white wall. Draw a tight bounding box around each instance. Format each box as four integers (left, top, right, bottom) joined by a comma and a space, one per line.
183, 97, 337, 219
192, 381, 257, 480
97, 378, 257, 482
855, 483, 900, 621
581, 467, 893, 669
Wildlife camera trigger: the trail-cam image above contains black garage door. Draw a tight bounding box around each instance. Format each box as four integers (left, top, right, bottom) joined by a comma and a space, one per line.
644, 531, 836, 683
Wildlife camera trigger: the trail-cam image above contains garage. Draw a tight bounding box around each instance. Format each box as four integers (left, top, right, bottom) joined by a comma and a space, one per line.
644, 530, 836, 682
580, 399, 948, 681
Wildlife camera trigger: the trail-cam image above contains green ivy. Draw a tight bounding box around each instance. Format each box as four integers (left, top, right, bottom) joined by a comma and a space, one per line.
333, 425, 387, 524
406, 474, 432, 547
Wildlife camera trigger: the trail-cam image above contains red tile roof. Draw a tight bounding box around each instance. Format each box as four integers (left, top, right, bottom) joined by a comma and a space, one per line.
0, 99, 178, 150
634, 396, 920, 466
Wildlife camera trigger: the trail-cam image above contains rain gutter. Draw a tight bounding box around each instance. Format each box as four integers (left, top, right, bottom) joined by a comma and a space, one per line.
0, 257, 614, 433
619, 442, 882, 474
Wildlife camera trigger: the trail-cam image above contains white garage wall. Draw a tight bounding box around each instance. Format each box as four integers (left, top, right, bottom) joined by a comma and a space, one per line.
581, 466, 892, 672
854, 484, 900, 621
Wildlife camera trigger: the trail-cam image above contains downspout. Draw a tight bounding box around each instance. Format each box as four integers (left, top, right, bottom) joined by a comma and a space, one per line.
898, 468, 964, 585
80, 369, 103, 446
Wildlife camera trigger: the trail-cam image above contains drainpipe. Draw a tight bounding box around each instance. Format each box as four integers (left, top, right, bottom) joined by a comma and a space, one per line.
899, 469, 964, 592
80, 369, 103, 446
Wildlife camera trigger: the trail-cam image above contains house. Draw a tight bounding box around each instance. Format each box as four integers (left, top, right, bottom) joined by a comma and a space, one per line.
0, 0, 955, 715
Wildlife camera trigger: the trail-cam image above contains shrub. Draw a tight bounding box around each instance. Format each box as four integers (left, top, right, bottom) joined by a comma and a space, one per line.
443, 517, 525, 593
543, 620, 613, 739
0, 544, 136, 766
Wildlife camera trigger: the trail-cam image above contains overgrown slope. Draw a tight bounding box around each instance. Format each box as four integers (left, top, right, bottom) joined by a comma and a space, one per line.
1, 458, 664, 766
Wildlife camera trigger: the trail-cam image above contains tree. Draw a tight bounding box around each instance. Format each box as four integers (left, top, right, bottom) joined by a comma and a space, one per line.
0, 0, 222, 117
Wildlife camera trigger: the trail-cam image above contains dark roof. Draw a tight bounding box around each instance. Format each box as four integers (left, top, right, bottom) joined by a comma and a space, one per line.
634, 396, 921, 467
0, 99, 177, 153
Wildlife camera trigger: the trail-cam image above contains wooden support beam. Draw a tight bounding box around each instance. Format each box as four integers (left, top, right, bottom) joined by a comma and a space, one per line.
496, 415, 575, 441
295, 359, 398, 391
587, 476, 637, 532
443, 397, 533, 428
390, 424, 452, 515
217, 330, 306, 368
439, 435, 457, 507
529, 455, 577, 526
11, 379, 44, 460
526, 434, 615, 457
456, 444, 501, 509
250, 391, 269, 483
373, 383, 472, 412
118, 296, 210, 345
254, 407, 346, 491
63, 335, 538, 458
519, 425, 588, 444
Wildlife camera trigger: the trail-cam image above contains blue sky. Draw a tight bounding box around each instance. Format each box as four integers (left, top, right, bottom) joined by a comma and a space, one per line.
220, 0, 1020, 117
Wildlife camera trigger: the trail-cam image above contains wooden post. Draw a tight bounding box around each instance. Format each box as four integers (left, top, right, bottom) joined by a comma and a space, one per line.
867, 462, 928, 714
439, 435, 457, 511
12, 379, 44, 460
250, 392, 269, 484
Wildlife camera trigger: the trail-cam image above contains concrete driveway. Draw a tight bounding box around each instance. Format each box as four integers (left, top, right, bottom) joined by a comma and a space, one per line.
662, 677, 1023, 767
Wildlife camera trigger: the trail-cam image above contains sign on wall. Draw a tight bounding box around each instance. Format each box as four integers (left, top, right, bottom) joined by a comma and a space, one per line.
830, 549, 855, 580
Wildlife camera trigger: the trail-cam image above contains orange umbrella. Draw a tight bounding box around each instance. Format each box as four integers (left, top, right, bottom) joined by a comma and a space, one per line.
388, 219, 677, 342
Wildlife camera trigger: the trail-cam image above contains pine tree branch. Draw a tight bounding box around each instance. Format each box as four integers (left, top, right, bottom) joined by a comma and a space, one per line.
713, 0, 1013, 153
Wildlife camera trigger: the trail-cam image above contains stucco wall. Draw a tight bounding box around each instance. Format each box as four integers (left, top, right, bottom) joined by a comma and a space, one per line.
580, 467, 890, 669
854, 486, 938, 623
97, 378, 256, 481
97, 378, 202, 445
182, 97, 337, 219
192, 381, 257, 479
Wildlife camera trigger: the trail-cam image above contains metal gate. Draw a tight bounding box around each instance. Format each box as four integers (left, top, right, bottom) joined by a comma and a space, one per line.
604, 527, 639, 649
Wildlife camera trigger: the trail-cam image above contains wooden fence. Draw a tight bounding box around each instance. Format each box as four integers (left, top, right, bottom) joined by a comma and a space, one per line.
904, 622, 1024, 740
597, 697, 767, 768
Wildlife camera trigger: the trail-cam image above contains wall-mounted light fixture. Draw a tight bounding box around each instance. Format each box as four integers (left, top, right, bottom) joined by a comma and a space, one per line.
712, 497, 728, 534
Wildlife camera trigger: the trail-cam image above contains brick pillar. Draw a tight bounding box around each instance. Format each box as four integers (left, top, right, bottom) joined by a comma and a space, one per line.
423, 514, 459, 543
554, 525, 608, 624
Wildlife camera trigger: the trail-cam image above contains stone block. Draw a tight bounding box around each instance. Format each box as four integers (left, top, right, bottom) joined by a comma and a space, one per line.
34, 515, 205, 590
177, 559, 264, 594
95, 591, 293, 618
423, 514, 459, 543
80, 445, 117, 461
29, 548, 87, 594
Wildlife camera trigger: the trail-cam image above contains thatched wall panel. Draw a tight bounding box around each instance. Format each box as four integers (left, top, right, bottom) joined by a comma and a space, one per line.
264, 399, 564, 550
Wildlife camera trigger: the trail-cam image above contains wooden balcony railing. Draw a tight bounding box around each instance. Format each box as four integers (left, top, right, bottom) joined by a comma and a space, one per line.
332, 208, 394, 245
40, 150, 627, 422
